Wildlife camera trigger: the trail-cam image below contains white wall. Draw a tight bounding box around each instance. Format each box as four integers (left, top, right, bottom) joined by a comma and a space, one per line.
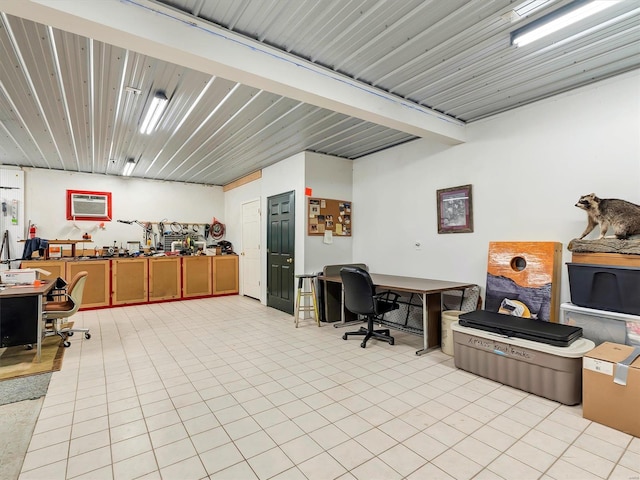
24, 168, 225, 251
224, 151, 353, 303
353, 71, 640, 305
260, 152, 306, 297
0, 167, 25, 267
304, 152, 353, 274
224, 178, 261, 297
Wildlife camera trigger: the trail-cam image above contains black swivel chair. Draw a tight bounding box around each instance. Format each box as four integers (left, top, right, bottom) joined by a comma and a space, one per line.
340, 266, 400, 348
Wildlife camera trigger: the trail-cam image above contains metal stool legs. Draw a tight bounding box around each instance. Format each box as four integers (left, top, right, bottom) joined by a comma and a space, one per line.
294, 274, 320, 327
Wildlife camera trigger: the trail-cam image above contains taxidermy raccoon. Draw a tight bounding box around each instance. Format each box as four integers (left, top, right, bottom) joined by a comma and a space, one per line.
576, 193, 640, 240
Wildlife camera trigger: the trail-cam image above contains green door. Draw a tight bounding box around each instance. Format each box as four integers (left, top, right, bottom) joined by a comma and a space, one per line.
267, 191, 295, 314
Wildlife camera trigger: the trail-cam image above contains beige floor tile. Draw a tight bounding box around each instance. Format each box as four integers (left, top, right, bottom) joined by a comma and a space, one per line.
158, 455, 207, 480
66, 445, 112, 478
1, 296, 635, 480
454, 436, 501, 467
506, 440, 556, 472
545, 458, 602, 480
487, 453, 542, 480
28, 425, 72, 452
379, 443, 428, 477
154, 437, 197, 469
298, 451, 347, 480
112, 451, 158, 480
351, 456, 403, 480
234, 429, 277, 458
111, 433, 152, 462
560, 445, 616, 478
573, 433, 626, 462
247, 446, 295, 480
69, 429, 111, 457
21, 441, 70, 473
144, 409, 182, 432
208, 460, 260, 479
18, 460, 67, 480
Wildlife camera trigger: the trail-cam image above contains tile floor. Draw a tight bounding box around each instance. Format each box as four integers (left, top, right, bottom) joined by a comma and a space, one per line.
9, 296, 640, 480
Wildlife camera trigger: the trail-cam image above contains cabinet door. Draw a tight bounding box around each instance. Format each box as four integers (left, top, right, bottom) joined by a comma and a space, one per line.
67, 260, 110, 308
20, 260, 66, 281
149, 257, 181, 301
112, 258, 148, 305
213, 255, 239, 295
0, 296, 38, 347
182, 256, 212, 298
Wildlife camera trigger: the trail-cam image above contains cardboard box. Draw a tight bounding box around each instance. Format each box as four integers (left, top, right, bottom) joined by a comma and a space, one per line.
1, 268, 51, 284
583, 342, 640, 437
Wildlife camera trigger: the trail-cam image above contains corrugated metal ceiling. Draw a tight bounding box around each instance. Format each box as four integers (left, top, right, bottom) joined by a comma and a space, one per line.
0, 0, 638, 186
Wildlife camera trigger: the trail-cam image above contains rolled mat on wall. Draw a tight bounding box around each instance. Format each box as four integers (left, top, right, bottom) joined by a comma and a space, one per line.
486, 241, 562, 322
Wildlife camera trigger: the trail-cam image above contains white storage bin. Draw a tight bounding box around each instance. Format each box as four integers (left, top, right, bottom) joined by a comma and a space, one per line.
451, 321, 594, 405
560, 302, 640, 346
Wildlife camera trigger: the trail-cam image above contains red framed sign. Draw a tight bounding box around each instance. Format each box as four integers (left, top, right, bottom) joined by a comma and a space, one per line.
66, 190, 112, 221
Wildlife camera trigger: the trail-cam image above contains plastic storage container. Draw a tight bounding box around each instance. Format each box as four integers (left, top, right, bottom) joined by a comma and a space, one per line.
441, 310, 463, 356
560, 302, 640, 346
567, 263, 640, 315
451, 321, 595, 405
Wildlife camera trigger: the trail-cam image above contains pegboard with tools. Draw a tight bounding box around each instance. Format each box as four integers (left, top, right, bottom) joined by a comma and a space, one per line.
116, 218, 225, 251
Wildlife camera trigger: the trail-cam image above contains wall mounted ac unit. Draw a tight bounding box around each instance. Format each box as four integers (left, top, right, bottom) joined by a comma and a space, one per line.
66, 190, 112, 221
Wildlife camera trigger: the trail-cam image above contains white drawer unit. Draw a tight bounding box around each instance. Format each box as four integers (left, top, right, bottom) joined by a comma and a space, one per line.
560, 302, 640, 346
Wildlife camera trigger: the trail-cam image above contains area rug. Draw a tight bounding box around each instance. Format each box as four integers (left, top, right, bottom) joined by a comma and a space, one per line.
0, 332, 67, 405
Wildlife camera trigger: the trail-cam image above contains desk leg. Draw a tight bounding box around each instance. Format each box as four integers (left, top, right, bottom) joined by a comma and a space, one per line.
415, 293, 442, 356
36, 294, 42, 362
332, 284, 362, 328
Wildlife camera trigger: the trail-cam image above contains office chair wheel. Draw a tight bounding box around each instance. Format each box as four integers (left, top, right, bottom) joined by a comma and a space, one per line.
342, 334, 348, 340
26, 344, 33, 350
389, 339, 395, 345
360, 341, 367, 348
63, 341, 71, 348
85, 333, 91, 339
67, 331, 74, 336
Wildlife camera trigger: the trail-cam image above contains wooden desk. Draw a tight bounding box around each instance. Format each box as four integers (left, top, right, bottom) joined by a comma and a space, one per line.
319, 273, 474, 355
0, 280, 54, 362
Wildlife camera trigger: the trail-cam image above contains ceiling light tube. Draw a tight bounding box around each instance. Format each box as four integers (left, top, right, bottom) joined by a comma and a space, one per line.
511, 0, 618, 47
140, 92, 168, 134
122, 158, 136, 176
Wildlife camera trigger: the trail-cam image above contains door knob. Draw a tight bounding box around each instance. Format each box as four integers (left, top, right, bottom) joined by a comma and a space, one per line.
286, 258, 293, 263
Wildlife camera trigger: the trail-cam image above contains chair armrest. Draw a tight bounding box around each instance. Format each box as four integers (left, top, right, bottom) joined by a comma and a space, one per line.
374, 290, 400, 305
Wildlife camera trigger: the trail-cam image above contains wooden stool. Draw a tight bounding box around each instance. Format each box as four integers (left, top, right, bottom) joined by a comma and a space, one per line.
294, 274, 320, 327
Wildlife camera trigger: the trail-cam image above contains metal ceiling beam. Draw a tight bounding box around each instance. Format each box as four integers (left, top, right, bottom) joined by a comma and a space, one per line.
0, 0, 466, 145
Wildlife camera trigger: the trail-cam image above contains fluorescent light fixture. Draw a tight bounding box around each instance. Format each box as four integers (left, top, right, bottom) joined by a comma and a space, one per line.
139, 92, 168, 134
511, 0, 618, 47
122, 158, 136, 176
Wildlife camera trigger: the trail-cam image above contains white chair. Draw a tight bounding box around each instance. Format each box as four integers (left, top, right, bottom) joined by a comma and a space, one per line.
43, 271, 91, 347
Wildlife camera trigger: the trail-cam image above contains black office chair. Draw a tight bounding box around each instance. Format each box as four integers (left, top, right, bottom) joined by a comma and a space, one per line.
340, 266, 399, 348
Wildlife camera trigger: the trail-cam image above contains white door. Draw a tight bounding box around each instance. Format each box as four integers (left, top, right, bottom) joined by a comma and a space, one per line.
241, 199, 261, 299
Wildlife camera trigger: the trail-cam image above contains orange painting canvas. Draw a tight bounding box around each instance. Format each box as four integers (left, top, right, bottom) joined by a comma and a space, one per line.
486, 241, 562, 322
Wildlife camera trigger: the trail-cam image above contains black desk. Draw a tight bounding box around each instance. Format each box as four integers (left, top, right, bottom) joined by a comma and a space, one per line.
319, 273, 474, 355
0, 281, 54, 362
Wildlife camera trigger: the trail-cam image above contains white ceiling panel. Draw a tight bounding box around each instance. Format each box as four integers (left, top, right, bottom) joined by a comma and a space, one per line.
0, 0, 637, 186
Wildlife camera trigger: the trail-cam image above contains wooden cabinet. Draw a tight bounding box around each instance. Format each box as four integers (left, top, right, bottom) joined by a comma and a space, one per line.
149, 257, 181, 301
213, 255, 239, 295
112, 258, 148, 305
22, 255, 239, 308
182, 256, 212, 298
67, 260, 111, 308
20, 260, 66, 281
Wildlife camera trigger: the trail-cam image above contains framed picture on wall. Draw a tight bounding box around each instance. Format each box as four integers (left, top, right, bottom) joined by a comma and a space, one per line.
437, 184, 473, 234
